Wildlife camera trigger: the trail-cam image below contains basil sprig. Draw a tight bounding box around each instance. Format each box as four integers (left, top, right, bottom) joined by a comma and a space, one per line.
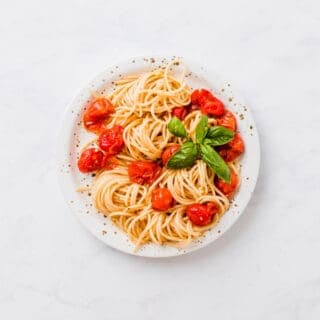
200, 144, 231, 183
167, 116, 187, 138
166, 116, 234, 183
204, 126, 234, 146
167, 141, 198, 169
195, 115, 208, 144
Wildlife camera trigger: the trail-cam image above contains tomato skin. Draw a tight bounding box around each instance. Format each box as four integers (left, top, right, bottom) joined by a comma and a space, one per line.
83, 98, 114, 133
77, 148, 106, 173
98, 125, 124, 155
191, 89, 225, 116
172, 106, 188, 120
161, 144, 180, 165
215, 169, 239, 198
218, 133, 245, 162
217, 110, 237, 131
104, 155, 118, 170
186, 202, 218, 226
191, 89, 212, 105
151, 188, 174, 211
200, 99, 224, 116
128, 161, 162, 185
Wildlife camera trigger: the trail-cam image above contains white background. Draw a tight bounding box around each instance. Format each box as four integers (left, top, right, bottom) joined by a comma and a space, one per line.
1, 0, 320, 319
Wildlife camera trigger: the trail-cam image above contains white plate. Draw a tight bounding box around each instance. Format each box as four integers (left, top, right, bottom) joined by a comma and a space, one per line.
57, 56, 260, 258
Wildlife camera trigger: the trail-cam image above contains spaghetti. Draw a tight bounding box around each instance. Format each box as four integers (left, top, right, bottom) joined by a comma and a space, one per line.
77, 60, 244, 251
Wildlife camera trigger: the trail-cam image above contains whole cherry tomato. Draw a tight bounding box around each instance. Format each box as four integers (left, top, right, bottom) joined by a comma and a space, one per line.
83, 97, 114, 133
200, 99, 224, 116
186, 202, 218, 226
171, 106, 188, 120
191, 89, 212, 105
77, 148, 106, 173
218, 133, 245, 162
128, 161, 162, 185
191, 89, 225, 116
151, 188, 174, 211
103, 155, 118, 170
215, 169, 239, 198
216, 110, 237, 131
98, 125, 124, 155
161, 144, 180, 165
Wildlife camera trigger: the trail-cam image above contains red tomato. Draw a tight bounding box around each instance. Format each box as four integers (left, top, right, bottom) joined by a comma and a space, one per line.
161, 144, 180, 165
83, 98, 114, 133
218, 133, 245, 162
128, 161, 162, 185
77, 148, 106, 173
191, 89, 225, 116
200, 99, 224, 116
191, 89, 212, 105
186, 202, 218, 226
172, 106, 188, 120
98, 125, 124, 155
151, 188, 174, 211
215, 169, 239, 198
216, 110, 237, 131
104, 155, 118, 170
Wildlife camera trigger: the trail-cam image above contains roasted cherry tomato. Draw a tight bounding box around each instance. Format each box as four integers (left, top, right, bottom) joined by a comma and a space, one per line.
215, 169, 239, 198
191, 89, 225, 116
186, 202, 218, 226
103, 155, 118, 170
128, 161, 162, 185
216, 110, 237, 131
98, 125, 124, 155
218, 133, 245, 162
200, 99, 224, 116
83, 97, 114, 133
151, 188, 174, 211
171, 106, 188, 120
191, 89, 212, 105
77, 148, 105, 173
161, 144, 180, 165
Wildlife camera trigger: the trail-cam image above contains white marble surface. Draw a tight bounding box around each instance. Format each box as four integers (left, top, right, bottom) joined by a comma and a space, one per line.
1, 0, 320, 319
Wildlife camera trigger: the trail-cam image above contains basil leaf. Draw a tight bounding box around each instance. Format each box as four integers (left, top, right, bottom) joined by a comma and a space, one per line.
195, 115, 208, 144
205, 126, 234, 146
168, 117, 187, 138
200, 144, 231, 183
167, 141, 198, 169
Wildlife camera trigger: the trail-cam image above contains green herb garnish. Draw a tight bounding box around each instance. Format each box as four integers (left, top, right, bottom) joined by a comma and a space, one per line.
166, 115, 233, 183
167, 116, 187, 138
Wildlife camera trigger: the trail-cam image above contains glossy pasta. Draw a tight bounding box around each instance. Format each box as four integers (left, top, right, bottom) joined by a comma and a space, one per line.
81, 60, 241, 250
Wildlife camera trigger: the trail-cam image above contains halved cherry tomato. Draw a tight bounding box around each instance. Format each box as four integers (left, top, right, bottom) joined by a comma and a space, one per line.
215, 169, 239, 198
128, 161, 162, 185
98, 125, 124, 155
217, 110, 237, 131
186, 202, 218, 226
83, 97, 114, 133
200, 99, 224, 116
172, 106, 188, 120
191, 89, 225, 116
151, 188, 174, 211
161, 144, 180, 165
77, 148, 106, 173
218, 133, 245, 162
